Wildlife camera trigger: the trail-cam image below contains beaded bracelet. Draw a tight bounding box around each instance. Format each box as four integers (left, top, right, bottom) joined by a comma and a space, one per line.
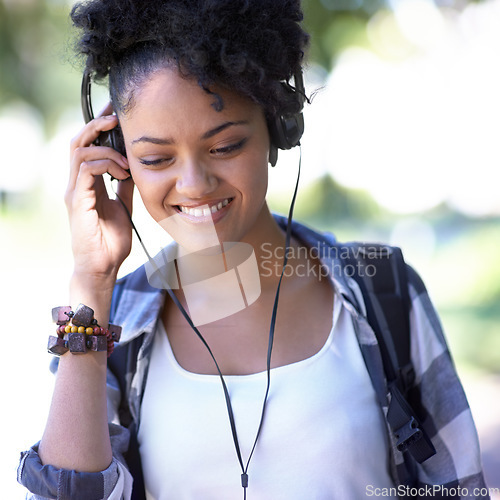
48, 304, 121, 358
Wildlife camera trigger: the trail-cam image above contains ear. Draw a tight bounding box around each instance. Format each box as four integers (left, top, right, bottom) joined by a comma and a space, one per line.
269, 144, 278, 167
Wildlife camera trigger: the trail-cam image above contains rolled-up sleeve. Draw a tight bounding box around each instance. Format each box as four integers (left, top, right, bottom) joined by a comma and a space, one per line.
18, 426, 133, 500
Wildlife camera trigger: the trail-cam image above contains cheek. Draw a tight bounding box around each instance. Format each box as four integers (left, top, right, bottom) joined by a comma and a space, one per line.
240, 152, 269, 201
130, 168, 172, 222
247, 173, 268, 205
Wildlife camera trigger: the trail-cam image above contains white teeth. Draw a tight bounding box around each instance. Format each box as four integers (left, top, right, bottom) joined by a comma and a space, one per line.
179, 198, 231, 217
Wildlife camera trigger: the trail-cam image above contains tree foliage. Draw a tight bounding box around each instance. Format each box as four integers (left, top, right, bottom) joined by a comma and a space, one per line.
0, 0, 486, 134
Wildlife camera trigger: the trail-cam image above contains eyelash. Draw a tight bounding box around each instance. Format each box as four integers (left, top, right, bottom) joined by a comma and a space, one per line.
139, 138, 247, 166
139, 157, 171, 166
210, 138, 247, 155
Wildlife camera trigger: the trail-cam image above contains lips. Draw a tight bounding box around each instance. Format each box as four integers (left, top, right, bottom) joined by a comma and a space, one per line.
176, 198, 233, 218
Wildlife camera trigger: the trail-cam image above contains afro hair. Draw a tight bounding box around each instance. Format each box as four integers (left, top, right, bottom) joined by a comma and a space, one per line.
71, 0, 309, 118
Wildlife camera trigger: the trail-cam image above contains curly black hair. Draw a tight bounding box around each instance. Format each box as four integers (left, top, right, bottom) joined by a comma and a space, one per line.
71, 0, 309, 119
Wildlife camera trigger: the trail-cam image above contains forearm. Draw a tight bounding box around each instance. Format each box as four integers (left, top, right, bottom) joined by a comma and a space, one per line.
38, 274, 116, 472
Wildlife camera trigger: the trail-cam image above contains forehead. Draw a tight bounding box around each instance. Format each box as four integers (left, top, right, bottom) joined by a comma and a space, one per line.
123, 67, 258, 126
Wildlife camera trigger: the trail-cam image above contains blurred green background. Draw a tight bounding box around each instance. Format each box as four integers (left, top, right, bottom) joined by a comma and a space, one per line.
1, 0, 499, 496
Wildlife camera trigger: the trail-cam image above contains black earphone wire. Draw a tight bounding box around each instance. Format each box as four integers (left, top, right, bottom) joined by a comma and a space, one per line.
242, 146, 301, 482
111, 145, 301, 499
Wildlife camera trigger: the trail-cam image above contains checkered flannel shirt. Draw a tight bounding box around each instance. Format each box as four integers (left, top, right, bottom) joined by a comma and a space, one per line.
18, 216, 488, 499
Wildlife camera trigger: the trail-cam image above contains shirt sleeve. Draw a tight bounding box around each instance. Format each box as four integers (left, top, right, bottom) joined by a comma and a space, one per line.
406, 266, 490, 498
17, 361, 134, 500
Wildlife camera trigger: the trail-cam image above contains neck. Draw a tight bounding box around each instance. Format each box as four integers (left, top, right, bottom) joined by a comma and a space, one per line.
167, 208, 301, 326
171, 206, 294, 294
239, 206, 293, 289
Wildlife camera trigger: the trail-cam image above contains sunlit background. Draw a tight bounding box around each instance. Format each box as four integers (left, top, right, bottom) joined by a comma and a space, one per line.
1, 0, 499, 497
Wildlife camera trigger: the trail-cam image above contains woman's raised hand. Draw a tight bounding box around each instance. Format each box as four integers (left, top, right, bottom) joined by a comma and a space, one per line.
66, 105, 134, 284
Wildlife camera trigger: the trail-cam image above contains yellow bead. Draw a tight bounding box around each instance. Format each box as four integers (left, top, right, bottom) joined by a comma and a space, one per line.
86, 327, 93, 335
78, 326, 85, 334
65, 325, 71, 334
71, 325, 78, 333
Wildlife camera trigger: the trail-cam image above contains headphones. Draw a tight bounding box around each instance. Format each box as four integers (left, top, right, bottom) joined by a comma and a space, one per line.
267, 70, 306, 166
81, 69, 305, 165
81, 70, 126, 156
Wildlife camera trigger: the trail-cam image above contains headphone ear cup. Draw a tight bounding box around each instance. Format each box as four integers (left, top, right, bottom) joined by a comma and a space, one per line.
267, 69, 305, 157
109, 125, 126, 157
267, 112, 303, 166
268, 111, 304, 151
268, 70, 305, 158
99, 125, 126, 157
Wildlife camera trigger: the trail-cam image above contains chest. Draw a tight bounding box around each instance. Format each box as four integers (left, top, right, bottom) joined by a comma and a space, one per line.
162, 273, 334, 375
139, 301, 395, 499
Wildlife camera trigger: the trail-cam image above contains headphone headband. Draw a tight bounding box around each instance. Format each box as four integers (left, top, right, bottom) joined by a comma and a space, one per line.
81, 68, 305, 164
81, 70, 94, 124
81, 70, 126, 155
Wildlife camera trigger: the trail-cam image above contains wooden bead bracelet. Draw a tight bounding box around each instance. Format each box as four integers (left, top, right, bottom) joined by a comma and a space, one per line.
48, 304, 121, 358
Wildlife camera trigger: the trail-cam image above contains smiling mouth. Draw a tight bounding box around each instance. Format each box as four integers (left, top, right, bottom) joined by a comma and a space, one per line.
176, 198, 233, 217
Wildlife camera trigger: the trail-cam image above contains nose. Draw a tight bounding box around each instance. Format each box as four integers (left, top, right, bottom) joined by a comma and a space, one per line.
175, 157, 218, 199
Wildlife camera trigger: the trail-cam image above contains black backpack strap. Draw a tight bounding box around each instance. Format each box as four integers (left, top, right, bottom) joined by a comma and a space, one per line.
341, 243, 436, 464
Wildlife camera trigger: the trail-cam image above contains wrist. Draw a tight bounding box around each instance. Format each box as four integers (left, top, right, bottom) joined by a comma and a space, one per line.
69, 272, 116, 326
70, 270, 116, 297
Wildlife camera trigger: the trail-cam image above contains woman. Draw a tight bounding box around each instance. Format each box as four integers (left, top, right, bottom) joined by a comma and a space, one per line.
18, 0, 488, 499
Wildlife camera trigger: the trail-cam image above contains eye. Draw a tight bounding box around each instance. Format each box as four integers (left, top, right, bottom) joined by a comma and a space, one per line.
210, 138, 247, 156
139, 157, 174, 167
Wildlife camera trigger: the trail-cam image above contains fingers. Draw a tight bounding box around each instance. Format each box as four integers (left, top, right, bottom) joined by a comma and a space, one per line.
76, 159, 129, 196
78, 158, 129, 185
69, 110, 129, 188
69, 145, 129, 193
72, 145, 129, 172
67, 106, 131, 214
67, 158, 131, 211
71, 114, 121, 152
69, 114, 125, 187
116, 175, 135, 215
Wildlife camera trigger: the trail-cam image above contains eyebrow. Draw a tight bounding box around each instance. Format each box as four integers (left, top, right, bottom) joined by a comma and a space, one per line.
201, 120, 248, 140
131, 120, 248, 146
131, 136, 173, 146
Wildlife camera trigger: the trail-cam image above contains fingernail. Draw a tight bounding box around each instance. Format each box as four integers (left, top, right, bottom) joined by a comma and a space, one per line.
104, 114, 117, 120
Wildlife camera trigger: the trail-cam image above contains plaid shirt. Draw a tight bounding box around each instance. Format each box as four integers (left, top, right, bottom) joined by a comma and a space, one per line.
18, 216, 488, 499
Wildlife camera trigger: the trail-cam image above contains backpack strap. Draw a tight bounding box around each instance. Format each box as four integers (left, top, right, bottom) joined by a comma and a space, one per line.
340, 243, 436, 464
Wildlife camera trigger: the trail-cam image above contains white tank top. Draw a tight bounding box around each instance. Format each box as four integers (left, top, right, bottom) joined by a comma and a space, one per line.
138, 296, 396, 499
